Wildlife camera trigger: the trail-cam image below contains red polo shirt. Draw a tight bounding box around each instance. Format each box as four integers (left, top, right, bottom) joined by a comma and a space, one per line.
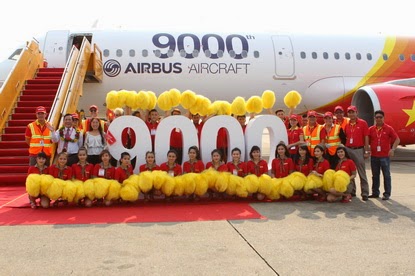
227, 161, 247, 177
170, 128, 183, 148
368, 124, 398, 157
287, 127, 303, 155
49, 165, 72, 180
335, 158, 356, 176
183, 160, 205, 173
206, 162, 228, 172
139, 164, 160, 172
271, 158, 294, 178
146, 121, 159, 149
28, 165, 49, 175
295, 158, 314, 176
115, 166, 134, 183
344, 118, 369, 147
312, 159, 330, 175
246, 160, 268, 176
216, 128, 228, 148
72, 163, 94, 181
160, 162, 182, 176
93, 163, 116, 179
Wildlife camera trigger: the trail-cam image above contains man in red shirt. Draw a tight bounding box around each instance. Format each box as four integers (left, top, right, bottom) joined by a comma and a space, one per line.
169, 108, 184, 164
344, 105, 370, 201
146, 109, 159, 152
368, 110, 400, 200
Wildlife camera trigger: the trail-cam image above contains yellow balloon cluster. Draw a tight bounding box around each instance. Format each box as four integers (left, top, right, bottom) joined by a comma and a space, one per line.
106, 89, 157, 110
26, 168, 351, 203
284, 90, 302, 108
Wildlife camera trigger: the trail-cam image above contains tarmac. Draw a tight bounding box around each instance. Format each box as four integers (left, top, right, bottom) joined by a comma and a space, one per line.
0, 145, 414, 275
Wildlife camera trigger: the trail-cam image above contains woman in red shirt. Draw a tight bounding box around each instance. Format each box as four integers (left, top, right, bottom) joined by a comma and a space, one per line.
114, 152, 134, 183
246, 145, 268, 176
72, 147, 94, 207
294, 144, 314, 176
226, 147, 247, 177
93, 149, 116, 180
139, 151, 160, 172
160, 149, 183, 176
271, 143, 294, 178
182, 146, 205, 174
27, 151, 49, 209
206, 149, 228, 172
327, 145, 357, 203
306, 144, 330, 201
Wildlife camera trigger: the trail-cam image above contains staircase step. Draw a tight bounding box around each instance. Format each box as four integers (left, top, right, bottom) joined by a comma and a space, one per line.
21, 89, 57, 96
0, 156, 29, 165
0, 148, 28, 156
0, 165, 28, 173
1, 133, 25, 141
0, 141, 28, 149
24, 84, 59, 90
17, 101, 54, 108
20, 95, 55, 101
4, 126, 27, 134
0, 173, 27, 185
26, 78, 61, 85
11, 113, 36, 120
8, 119, 32, 127
38, 68, 64, 74
14, 106, 50, 114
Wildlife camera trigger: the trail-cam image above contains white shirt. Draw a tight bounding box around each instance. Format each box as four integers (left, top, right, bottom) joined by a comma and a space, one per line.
56, 127, 83, 154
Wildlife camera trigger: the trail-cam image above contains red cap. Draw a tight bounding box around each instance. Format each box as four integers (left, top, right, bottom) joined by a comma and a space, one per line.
36, 106, 46, 113
89, 105, 98, 111
334, 105, 344, 112
347, 105, 357, 112
289, 114, 298, 120
324, 112, 333, 118
307, 110, 317, 117
72, 113, 79, 120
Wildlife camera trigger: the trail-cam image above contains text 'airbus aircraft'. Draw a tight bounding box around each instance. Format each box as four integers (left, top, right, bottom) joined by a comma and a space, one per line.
1, 29, 415, 145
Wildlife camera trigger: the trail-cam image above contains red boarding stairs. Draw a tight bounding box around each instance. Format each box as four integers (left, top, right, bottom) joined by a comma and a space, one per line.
0, 68, 64, 185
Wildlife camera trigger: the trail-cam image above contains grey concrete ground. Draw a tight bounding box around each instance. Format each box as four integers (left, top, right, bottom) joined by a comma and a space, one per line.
0, 146, 414, 276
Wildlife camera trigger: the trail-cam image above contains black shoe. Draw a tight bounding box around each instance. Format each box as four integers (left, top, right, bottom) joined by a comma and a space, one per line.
362, 196, 369, 201
368, 194, 379, 198
382, 196, 390, 200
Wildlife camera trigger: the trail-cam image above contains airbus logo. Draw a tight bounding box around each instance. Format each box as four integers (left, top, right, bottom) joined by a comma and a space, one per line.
103, 59, 121, 77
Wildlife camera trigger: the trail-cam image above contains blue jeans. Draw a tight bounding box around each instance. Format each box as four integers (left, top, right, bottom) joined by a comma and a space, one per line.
370, 156, 391, 197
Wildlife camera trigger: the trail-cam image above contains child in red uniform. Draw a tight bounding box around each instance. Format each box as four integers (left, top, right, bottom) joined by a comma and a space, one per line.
114, 152, 134, 183
182, 146, 205, 174
246, 145, 268, 176
271, 142, 294, 178
327, 145, 357, 203
93, 150, 116, 179
49, 152, 73, 207
307, 144, 330, 201
139, 151, 160, 172
160, 149, 182, 176
27, 152, 49, 209
226, 147, 247, 177
72, 147, 94, 206
206, 149, 228, 172
294, 144, 314, 176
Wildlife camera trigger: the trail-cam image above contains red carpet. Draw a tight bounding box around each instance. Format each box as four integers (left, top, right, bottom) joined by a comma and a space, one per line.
0, 187, 264, 226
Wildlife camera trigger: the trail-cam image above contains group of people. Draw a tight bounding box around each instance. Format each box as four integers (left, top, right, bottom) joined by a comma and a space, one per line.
25, 102, 400, 208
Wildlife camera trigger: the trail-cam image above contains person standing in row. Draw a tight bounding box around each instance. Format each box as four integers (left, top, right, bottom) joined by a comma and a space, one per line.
321, 112, 343, 169
84, 117, 106, 165
56, 114, 83, 166
303, 110, 325, 157
343, 105, 370, 201
25, 106, 59, 166
368, 110, 400, 200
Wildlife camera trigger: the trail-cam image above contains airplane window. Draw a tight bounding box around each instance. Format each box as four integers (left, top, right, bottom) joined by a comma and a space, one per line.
334, 52, 340, 60
8, 48, 22, 60
193, 50, 199, 58
217, 50, 224, 58
142, 50, 148, 57
323, 52, 328, 59
116, 49, 122, 57
179, 49, 186, 57
167, 49, 174, 57
154, 50, 161, 57
254, 51, 260, 58
205, 50, 211, 58
300, 52, 306, 59
367, 53, 372, 60
411, 54, 415, 61
345, 53, 351, 60
229, 50, 236, 58
356, 53, 362, 60
382, 54, 388, 61
241, 50, 248, 58
103, 49, 109, 57
312, 52, 317, 59
129, 50, 135, 57
399, 54, 405, 61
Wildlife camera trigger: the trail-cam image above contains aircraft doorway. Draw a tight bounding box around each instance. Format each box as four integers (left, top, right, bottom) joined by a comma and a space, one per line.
272, 35, 295, 79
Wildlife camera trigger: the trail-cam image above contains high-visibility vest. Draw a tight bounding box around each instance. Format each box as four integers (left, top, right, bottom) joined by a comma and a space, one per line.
336, 117, 349, 131
325, 124, 341, 155
303, 124, 323, 156
28, 122, 53, 156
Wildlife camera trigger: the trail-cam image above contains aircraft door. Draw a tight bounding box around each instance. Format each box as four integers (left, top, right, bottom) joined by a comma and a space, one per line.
272, 35, 295, 78
42, 30, 70, 68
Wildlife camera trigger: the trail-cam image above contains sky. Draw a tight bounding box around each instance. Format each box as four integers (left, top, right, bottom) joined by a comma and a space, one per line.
0, 0, 413, 61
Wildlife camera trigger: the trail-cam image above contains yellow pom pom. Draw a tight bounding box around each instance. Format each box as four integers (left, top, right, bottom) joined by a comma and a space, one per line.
190, 96, 211, 116
135, 91, 149, 110
194, 174, 209, 196
26, 174, 41, 197
182, 173, 196, 195
322, 169, 336, 191
262, 90, 276, 109
284, 90, 302, 108
152, 170, 168, 190
269, 178, 282, 200
94, 178, 110, 199
216, 101, 231, 115
138, 171, 154, 193
231, 175, 247, 197
304, 174, 323, 192
215, 172, 230, 192
47, 178, 64, 200
126, 91, 137, 109
157, 91, 171, 111
181, 90, 197, 109
40, 174, 54, 195
83, 179, 95, 200
202, 168, 220, 189
173, 176, 185, 196
258, 174, 272, 196
246, 96, 263, 114
61, 180, 77, 202
124, 175, 140, 191
289, 172, 307, 190
106, 90, 119, 110
280, 178, 294, 198
120, 184, 139, 202
73, 180, 85, 203
230, 96, 246, 116
146, 91, 158, 110
161, 175, 176, 196
334, 170, 350, 193
117, 89, 130, 107
244, 174, 259, 194
169, 88, 181, 107
226, 174, 238, 196
106, 180, 121, 201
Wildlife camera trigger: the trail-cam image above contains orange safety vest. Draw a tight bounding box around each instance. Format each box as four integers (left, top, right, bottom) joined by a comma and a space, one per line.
336, 117, 349, 131
303, 124, 323, 156
28, 122, 53, 156
325, 124, 341, 155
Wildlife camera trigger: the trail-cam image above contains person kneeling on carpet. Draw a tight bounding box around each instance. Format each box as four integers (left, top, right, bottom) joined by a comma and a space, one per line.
27, 152, 50, 209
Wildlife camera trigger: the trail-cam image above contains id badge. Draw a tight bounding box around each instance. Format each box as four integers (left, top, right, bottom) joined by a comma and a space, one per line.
169, 171, 175, 177
151, 129, 156, 135
98, 168, 105, 177
349, 138, 353, 144
290, 146, 296, 150
39, 140, 44, 146
233, 169, 238, 176
377, 146, 381, 152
